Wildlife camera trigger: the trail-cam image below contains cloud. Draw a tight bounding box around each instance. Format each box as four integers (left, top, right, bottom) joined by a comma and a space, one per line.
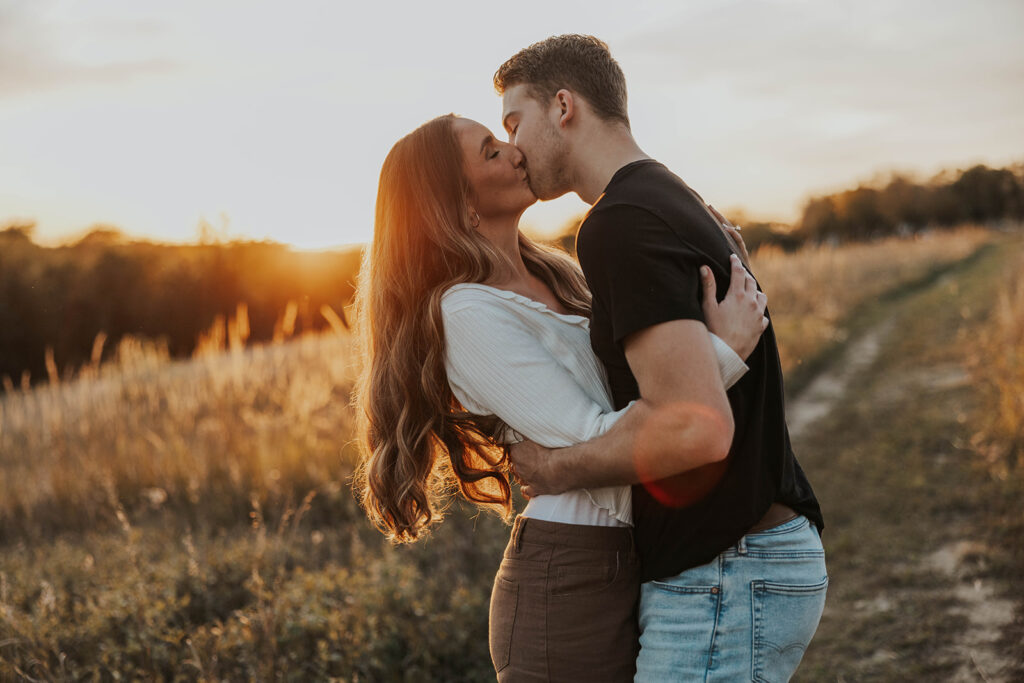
0, 3, 178, 99
616, 0, 1024, 119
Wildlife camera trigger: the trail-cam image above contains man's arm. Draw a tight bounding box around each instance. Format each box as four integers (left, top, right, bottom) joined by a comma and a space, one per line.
511, 318, 734, 497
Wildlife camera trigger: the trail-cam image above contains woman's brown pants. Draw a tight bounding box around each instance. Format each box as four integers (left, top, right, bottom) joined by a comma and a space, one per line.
489, 515, 641, 682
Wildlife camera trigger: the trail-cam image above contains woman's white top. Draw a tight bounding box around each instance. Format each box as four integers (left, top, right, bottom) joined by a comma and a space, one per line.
440, 282, 749, 528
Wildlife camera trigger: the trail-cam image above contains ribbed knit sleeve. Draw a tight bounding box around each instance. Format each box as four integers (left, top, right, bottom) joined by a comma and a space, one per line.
442, 298, 631, 448
711, 333, 748, 390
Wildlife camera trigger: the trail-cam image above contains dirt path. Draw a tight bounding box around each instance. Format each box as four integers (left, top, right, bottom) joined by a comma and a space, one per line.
787, 319, 894, 442
788, 249, 1022, 681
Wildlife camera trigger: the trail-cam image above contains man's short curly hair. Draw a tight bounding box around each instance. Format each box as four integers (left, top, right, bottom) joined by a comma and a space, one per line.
494, 34, 630, 129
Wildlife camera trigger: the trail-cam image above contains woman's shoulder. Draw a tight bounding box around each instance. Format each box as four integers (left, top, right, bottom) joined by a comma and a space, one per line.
441, 282, 588, 327
440, 283, 515, 316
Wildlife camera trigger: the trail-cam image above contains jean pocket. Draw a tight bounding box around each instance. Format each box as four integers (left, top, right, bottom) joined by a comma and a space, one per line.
489, 575, 518, 673
751, 576, 828, 683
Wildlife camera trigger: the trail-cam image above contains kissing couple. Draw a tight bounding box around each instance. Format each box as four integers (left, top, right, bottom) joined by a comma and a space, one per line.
355, 34, 827, 682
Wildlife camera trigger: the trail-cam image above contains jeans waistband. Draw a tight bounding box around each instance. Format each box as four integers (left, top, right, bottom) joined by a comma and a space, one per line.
512, 515, 635, 553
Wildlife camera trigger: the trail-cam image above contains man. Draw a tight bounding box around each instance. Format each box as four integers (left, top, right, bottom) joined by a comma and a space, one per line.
497, 35, 826, 681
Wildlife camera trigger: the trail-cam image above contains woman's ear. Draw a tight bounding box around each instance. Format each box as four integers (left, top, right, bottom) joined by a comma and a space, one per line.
468, 208, 480, 228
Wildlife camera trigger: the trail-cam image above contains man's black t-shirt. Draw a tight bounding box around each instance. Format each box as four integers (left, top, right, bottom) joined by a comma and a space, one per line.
575, 158, 824, 583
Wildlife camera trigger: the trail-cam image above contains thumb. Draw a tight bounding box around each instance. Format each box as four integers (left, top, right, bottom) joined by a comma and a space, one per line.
700, 265, 717, 307
520, 485, 533, 499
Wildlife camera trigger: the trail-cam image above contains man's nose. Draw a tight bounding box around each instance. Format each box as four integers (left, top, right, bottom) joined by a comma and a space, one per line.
509, 144, 525, 168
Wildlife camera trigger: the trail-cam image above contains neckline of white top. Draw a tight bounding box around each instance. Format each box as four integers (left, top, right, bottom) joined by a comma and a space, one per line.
444, 282, 590, 327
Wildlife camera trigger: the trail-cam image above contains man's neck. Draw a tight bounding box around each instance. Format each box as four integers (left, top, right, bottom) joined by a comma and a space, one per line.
570, 125, 650, 205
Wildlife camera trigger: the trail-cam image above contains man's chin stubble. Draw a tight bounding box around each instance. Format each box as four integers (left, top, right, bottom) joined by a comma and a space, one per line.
528, 179, 566, 202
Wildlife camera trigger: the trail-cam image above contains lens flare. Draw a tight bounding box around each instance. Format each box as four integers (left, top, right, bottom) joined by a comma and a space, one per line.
631, 401, 732, 508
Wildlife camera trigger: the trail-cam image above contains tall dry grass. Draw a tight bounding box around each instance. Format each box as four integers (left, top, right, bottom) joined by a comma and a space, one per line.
752, 227, 992, 373
0, 301, 361, 543
966, 246, 1024, 477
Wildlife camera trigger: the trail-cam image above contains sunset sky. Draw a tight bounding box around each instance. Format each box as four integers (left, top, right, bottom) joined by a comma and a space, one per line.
1, 0, 1022, 250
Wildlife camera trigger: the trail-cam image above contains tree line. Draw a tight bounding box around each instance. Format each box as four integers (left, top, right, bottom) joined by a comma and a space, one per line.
548, 163, 1024, 256
795, 163, 1024, 244
0, 225, 362, 389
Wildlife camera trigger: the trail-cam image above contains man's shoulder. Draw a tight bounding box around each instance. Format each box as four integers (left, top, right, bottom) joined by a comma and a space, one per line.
577, 202, 674, 257
581, 200, 667, 231
591, 161, 704, 222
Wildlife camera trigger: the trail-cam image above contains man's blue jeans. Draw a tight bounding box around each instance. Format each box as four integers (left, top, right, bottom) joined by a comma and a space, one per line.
635, 515, 828, 682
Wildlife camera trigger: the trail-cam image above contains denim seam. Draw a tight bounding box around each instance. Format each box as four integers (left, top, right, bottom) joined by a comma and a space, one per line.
759, 576, 830, 594
646, 583, 718, 595
740, 551, 825, 560
751, 580, 763, 682
705, 554, 725, 680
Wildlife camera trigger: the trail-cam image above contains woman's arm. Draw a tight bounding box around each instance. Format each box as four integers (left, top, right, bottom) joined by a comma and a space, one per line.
441, 293, 748, 450
442, 296, 629, 449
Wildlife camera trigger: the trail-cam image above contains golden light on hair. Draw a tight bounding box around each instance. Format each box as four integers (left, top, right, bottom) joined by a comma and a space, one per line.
351, 114, 594, 543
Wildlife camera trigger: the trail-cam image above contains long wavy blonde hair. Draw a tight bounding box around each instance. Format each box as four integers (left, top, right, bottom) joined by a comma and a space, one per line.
353, 114, 591, 543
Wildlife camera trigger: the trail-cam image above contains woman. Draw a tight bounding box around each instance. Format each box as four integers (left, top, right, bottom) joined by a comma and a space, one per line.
353, 114, 764, 681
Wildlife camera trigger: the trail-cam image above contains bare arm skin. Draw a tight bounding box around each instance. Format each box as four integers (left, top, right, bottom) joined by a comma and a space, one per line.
509, 254, 765, 497
510, 319, 733, 496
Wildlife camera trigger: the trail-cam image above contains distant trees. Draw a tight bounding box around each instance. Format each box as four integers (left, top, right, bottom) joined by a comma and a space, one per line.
0, 225, 363, 389
797, 164, 1024, 243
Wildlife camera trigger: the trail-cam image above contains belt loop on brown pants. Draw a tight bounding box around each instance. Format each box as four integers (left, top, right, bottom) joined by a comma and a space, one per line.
514, 516, 526, 552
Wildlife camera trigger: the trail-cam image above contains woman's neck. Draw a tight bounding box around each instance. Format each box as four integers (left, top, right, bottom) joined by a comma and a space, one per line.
475, 216, 568, 314
476, 217, 531, 284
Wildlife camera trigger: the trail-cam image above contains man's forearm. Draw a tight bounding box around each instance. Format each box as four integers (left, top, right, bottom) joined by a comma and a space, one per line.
543, 398, 732, 491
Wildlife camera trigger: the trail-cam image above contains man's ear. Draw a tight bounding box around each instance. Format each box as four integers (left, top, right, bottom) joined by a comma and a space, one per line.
555, 89, 575, 128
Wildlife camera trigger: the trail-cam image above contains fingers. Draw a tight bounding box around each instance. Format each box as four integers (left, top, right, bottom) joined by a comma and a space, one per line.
728, 226, 749, 253
744, 267, 757, 297
520, 485, 533, 499
755, 290, 768, 314
761, 315, 770, 331
708, 204, 726, 224
726, 253, 745, 296
700, 265, 717, 307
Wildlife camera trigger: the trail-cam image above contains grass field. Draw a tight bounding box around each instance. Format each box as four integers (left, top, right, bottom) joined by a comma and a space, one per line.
0, 226, 1019, 680
793, 234, 1024, 681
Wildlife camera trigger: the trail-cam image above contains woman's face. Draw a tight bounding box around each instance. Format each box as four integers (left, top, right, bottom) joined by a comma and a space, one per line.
453, 117, 536, 221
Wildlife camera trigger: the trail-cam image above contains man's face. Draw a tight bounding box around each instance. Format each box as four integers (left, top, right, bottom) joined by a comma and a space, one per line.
501, 84, 571, 201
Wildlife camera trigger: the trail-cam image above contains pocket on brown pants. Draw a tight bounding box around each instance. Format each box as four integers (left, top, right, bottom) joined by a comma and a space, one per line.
551, 559, 618, 597
489, 575, 518, 673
